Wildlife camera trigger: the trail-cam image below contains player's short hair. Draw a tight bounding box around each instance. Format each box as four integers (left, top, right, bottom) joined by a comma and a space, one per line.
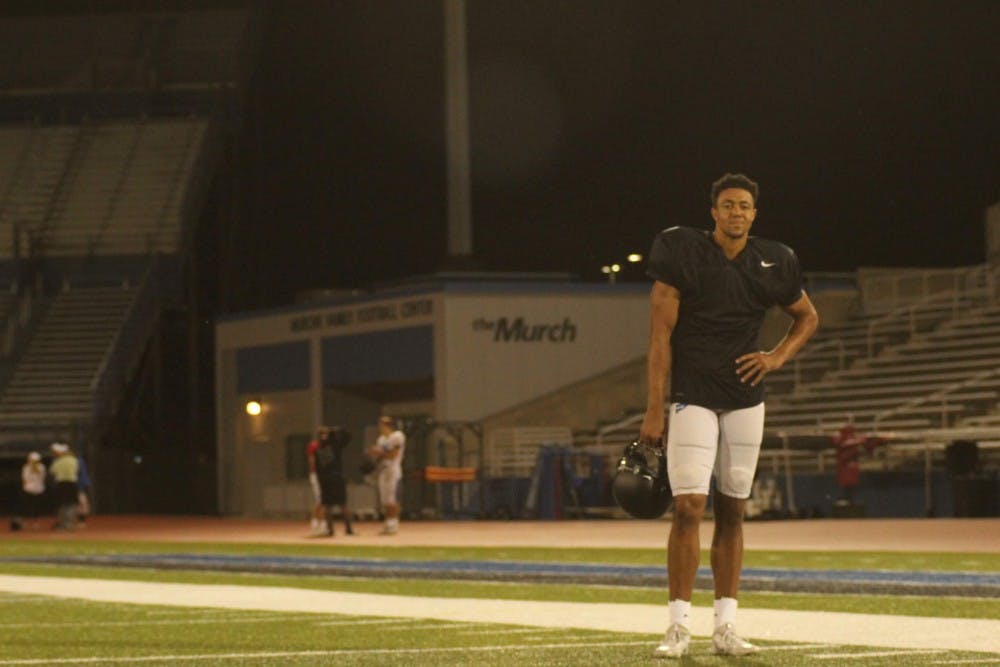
711, 173, 759, 208
379, 415, 394, 427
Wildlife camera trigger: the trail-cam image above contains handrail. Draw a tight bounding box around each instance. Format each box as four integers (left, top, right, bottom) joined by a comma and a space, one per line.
38, 123, 87, 244
595, 410, 645, 447
159, 117, 204, 237
0, 289, 31, 358
89, 258, 159, 394
0, 123, 41, 221
177, 115, 218, 262
865, 288, 978, 357
0, 262, 48, 394
91, 120, 146, 257
861, 264, 993, 314
872, 367, 1000, 431
789, 338, 846, 393
85, 257, 166, 454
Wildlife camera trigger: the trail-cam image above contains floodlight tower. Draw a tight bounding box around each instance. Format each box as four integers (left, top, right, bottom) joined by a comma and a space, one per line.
444, 0, 472, 263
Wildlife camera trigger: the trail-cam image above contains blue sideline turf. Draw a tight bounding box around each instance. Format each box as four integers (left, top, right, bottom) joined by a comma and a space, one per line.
7, 553, 999, 597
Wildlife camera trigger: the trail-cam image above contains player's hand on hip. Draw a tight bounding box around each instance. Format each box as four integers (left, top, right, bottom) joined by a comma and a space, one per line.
736, 351, 781, 386
639, 410, 665, 447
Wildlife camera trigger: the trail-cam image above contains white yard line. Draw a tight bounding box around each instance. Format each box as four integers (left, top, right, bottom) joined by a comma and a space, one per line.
455, 627, 569, 636
0, 642, 654, 666
312, 617, 433, 627
0, 613, 323, 629
813, 649, 948, 659
0, 575, 998, 655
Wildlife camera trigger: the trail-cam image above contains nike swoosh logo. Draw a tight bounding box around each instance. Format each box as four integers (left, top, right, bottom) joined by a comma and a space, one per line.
760, 261, 776, 268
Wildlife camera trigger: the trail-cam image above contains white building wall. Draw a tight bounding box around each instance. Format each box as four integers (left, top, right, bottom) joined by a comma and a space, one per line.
214, 282, 651, 516
439, 290, 649, 421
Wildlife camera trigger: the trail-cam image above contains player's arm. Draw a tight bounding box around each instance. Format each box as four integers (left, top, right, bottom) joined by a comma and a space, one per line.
640, 280, 680, 444
381, 434, 403, 461
736, 291, 819, 386
367, 439, 391, 461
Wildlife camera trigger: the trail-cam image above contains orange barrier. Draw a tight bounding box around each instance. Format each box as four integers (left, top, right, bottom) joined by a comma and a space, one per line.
424, 466, 477, 482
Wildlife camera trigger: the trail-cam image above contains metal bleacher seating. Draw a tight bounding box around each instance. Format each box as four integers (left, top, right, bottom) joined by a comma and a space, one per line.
0, 116, 209, 452
0, 125, 81, 255
0, 7, 251, 515
766, 288, 1000, 436
0, 117, 208, 260
0, 284, 137, 443
0, 283, 13, 324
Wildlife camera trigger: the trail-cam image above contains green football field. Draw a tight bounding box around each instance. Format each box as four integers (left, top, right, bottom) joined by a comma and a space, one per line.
1, 539, 998, 665
1, 586, 999, 666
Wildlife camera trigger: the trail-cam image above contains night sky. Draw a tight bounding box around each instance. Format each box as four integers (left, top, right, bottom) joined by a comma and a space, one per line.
237, 1, 997, 309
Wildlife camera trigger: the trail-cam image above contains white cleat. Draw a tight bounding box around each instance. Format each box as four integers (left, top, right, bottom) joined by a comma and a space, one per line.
653, 623, 690, 659
712, 623, 758, 656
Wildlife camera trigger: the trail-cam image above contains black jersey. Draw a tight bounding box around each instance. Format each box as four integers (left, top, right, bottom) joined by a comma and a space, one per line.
646, 226, 804, 409
315, 440, 346, 480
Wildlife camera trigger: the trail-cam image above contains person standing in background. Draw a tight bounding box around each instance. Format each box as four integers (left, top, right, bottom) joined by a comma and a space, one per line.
11, 451, 46, 531
306, 426, 329, 536
366, 416, 405, 535
314, 426, 355, 536
49, 443, 79, 531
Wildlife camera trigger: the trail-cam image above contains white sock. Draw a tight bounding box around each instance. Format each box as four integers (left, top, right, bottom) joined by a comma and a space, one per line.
668, 599, 691, 627
310, 518, 318, 531
714, 597, 738, 628
387, 517, 399, 530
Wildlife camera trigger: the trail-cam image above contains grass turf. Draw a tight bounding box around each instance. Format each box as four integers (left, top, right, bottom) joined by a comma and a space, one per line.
1, 592, 999, 666
1, 561, 999, 620
1, 534, 998, 665
3, 539, 999, 572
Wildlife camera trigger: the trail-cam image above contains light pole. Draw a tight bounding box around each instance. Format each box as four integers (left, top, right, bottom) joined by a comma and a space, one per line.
601, 263, 621, 284
602, 253, 642, 284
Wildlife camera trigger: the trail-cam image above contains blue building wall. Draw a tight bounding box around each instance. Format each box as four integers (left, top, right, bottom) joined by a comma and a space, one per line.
232, 325, 434, 395
236, 340, 310, 394
321, 325, 433, 385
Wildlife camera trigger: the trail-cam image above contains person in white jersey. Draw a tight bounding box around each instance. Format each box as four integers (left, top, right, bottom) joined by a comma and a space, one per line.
641, 173, 819, 658
12, 451, 46, 531
367, 415, 405, 535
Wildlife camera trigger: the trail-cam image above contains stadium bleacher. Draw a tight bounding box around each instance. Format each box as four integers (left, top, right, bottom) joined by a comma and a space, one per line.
0, 284, 137, 435
0, 9, 253, 92
0, 7, 248, 482
0, 117, 207, 260
766, 296, 1000, 433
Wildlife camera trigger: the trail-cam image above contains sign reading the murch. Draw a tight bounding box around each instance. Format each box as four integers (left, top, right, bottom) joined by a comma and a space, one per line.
471, 316, 578, 343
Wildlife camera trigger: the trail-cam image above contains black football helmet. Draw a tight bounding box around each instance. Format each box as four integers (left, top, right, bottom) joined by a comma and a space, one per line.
612, 440, 672, 519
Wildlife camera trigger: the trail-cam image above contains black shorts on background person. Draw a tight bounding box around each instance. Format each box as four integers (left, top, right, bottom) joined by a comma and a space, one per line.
315, 426, 354, 537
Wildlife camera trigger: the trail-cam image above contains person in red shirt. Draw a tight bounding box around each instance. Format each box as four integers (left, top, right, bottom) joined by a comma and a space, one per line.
306, 426, 328, 536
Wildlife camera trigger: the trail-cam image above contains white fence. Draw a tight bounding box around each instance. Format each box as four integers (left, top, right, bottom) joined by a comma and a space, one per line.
483, 426, 573, 477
